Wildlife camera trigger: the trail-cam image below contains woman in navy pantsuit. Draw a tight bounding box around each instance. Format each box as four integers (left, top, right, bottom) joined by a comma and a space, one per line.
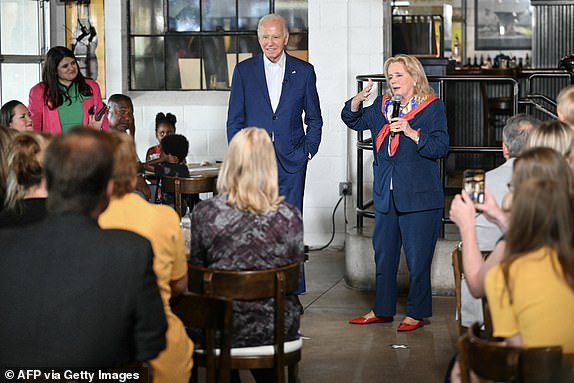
341, 55, 449, 331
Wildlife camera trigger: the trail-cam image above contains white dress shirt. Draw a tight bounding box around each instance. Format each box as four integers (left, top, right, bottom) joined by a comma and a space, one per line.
263, 52, 286, 113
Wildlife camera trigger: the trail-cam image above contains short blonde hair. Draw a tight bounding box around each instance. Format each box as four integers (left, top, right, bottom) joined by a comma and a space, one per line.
383, 54, 434, 100
217, 127, 284, 213
557, 85, 574, 127
107, 131, 138, 197
524, 120, 574, 168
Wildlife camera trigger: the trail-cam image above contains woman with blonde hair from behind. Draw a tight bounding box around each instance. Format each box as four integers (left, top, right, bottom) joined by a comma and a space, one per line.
189, 127, 304, 383
0, 131, 51, 227
0, 126, 18, 212
524, 119, 574, 169
98, 132, 193, 383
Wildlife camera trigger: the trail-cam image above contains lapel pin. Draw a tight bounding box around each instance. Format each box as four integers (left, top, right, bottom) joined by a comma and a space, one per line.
292, 70, 296, 74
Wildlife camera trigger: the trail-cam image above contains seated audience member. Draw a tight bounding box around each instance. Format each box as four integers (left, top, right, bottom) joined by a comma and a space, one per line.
98, 132, 193, 383
524, 119, 574, 169
0, 132, 51, 227
107, 94, 135, 137
0, 100, 34, 132
189, 127, 304, 383
107, 93, 151, 200
144, 112, 176, 172
557, 84, 574, 129
154, 134, 193, 212
460, 114, 536, 328
154, 133, 190, 178
0, 128, 166, 368
0, 126, 18, 212
485, 150, 574, 354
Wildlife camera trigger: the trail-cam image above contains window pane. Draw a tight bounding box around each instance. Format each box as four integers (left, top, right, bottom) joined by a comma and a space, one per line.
166, 36, 201, 90
277, 1, 308, 58
238, 36, 260, 56
168, 0, 200, 32
238, 0, 268, 31
1, 64, 40, 105
276, 0, 308, 31
131, 37, 165, 90
202, 36, 230, 89
202, 0, 236, 32
227, 37, 256, 88
0, 1, 40, 55
130, 0, 164, 35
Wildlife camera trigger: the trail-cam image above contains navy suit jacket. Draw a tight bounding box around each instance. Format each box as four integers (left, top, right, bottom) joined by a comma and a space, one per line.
342, 96, 449, 214
227, 53, 322, 174
0, 214, 166, 368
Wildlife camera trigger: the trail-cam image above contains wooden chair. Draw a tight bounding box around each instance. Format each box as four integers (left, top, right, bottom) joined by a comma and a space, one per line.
170, 293, 233, 383
451, 242, 465, 335
161, 176, 217, 217
188, 263, 302, 383
458, 322, 571, 383
451, 242, 492, 336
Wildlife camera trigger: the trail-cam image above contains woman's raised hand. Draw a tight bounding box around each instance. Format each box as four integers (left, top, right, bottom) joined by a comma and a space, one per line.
351, 79, 374, 112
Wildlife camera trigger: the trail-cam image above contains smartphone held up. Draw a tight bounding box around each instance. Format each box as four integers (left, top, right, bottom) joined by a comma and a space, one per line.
463, 169, 485, 204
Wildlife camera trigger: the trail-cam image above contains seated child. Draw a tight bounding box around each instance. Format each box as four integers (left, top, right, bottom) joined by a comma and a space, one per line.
144, 112, 176, 172
154, 133, 189, 179
154, 134, 199, 214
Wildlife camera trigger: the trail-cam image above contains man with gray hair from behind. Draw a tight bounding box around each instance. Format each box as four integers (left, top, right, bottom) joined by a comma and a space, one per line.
460, 113, 539, 328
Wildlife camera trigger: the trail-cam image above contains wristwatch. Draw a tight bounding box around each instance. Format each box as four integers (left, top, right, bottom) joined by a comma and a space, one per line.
412, 133, 420, 145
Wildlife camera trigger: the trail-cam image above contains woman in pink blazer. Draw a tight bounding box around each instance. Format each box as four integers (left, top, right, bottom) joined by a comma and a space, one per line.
29, 46, 109, 134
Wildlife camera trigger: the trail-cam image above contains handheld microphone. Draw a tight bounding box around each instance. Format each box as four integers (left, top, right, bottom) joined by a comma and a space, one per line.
390, 95, 402, 138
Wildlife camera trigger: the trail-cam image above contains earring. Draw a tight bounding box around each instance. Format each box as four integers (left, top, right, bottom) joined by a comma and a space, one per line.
413, 82, 417, 86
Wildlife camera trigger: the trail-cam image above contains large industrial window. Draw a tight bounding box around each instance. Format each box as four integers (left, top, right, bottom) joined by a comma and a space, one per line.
0, 0, 49, 106
128, 0, 308, 91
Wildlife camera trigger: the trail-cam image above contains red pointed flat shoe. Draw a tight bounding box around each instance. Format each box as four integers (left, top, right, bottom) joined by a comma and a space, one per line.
349, 315, 393, 325
397, 319, 424, 332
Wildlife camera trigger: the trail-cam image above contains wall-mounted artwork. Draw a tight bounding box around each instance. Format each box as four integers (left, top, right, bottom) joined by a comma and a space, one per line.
475, 0, 533, 50
65, 0, 105, 96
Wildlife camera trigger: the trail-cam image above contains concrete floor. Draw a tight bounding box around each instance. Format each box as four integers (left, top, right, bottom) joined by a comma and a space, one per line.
294, 248, 458, 383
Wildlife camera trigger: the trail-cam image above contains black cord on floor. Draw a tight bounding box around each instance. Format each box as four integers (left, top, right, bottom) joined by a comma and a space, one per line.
309, 195, 345, 252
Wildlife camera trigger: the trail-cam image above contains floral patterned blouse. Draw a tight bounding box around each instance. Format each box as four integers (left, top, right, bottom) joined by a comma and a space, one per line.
189, 194, 304, 347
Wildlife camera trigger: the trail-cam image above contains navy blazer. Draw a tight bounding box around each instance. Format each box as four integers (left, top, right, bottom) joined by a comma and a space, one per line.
227, 53, 322, 174
342, 96, 449, 214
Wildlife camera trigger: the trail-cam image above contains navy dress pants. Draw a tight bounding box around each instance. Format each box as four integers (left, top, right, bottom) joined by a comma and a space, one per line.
278, 161, 308, 294
372, 190, 442, 319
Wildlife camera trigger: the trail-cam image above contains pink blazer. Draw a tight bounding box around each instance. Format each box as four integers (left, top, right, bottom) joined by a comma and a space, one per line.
29, 78, 109, 134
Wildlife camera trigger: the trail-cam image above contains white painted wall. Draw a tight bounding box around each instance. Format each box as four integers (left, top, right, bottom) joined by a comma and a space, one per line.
99, 0, 386, 248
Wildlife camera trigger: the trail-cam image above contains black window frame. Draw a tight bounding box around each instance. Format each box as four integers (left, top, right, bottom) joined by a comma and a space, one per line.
127, 0, 308, 91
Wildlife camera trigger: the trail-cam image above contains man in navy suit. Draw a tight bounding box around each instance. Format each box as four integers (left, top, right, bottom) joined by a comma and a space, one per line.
227, 14, 322, 294
226, 14, 322, 214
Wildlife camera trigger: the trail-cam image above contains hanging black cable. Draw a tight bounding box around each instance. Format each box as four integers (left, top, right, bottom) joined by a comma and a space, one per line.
309, 195, 344, 252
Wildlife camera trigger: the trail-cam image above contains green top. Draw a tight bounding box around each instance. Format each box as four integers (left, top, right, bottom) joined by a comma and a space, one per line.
57, 83, 87, 134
